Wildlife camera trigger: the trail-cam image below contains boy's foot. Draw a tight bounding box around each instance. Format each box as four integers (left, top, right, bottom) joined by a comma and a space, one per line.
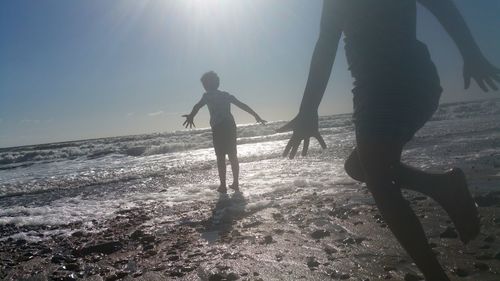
217, 185, 227, 193
439, 168, 480, 244
229, 182, 239, 191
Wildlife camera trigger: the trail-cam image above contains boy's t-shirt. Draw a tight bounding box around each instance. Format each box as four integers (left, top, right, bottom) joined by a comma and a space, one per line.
202, 90, 236, 128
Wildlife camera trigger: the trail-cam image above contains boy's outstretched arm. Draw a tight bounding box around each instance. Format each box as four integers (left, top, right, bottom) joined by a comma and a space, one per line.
278, 0, 344, 159
418, 0, 500, 91
182, 97, 207, 128
231, 97, 267, 124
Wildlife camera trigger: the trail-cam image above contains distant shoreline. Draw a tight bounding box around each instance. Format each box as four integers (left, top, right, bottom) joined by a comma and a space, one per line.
1, 97, 498, 150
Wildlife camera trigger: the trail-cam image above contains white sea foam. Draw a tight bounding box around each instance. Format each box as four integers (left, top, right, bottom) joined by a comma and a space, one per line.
0, 198, 123, 226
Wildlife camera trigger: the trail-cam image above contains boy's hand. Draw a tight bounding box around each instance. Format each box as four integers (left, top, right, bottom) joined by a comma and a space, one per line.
464, 55, 500, 92
277, 112, 326, 159
182, 114, 195, 128
256, 116, 267, 125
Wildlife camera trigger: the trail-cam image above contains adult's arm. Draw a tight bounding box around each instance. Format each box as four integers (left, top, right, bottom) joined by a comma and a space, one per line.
418, 0, 499, 91
279, 0, 345, 158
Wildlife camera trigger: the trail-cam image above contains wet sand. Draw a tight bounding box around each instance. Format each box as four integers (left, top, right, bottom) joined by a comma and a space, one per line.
1, 169, 500, 281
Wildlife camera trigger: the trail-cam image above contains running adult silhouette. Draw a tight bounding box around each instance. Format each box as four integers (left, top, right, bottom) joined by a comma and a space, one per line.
279, 1, 499, 280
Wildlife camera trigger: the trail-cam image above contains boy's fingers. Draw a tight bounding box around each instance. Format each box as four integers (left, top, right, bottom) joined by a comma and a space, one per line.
302, 138, 310, 156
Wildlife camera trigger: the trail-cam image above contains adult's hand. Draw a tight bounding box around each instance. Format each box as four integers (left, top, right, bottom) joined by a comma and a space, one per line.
182, 114, 195, 128
277, 113, 326, 159
464, 55, 500, 92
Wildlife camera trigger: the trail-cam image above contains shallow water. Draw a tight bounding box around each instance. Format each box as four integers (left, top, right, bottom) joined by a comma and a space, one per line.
1, 98, 500, 241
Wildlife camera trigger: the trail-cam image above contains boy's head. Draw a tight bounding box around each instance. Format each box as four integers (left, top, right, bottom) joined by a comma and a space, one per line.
200, 71, 220, 91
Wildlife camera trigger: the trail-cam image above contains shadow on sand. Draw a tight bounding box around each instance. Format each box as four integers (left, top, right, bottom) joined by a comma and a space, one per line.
201, 191, 247, 243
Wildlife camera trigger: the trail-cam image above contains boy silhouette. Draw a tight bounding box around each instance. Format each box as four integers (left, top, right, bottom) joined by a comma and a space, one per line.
279, 0, 499, 280
183, 71, 266, 193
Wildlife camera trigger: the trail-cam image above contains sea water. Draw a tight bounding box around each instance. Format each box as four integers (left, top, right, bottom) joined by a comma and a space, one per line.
1, 99, 500, 240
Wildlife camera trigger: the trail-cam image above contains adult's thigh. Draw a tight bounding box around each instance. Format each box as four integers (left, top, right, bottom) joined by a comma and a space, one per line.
355, 137, 403, 187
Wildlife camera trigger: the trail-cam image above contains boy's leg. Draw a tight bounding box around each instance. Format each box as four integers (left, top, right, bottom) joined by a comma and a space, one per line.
345, 148, 479, 243
228, 152, 239, 190
356, 138, 450, 281
216, 153, 227, 192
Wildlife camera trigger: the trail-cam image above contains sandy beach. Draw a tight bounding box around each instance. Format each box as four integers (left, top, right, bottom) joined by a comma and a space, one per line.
2, 164, 500, 281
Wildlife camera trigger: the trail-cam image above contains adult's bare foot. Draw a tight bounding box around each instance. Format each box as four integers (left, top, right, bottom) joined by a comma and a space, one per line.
440, 168, 480, 244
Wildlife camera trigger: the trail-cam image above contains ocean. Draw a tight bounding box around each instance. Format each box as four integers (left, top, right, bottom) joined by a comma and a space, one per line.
1, 98, 500, 242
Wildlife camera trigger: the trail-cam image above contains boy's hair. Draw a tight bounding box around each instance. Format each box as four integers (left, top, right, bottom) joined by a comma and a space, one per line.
200, 71, 220, 91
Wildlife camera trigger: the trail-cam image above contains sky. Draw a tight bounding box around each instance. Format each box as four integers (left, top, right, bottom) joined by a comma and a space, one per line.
1, 0, 499, 148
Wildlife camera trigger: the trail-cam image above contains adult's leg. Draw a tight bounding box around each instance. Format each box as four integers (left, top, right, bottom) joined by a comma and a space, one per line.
216, 153, 227, 192
228, 152, 239, 190
356, 138, 450, 280
344, 149, 365, 181
346, 148, 457, 195
345, 148, 479, 243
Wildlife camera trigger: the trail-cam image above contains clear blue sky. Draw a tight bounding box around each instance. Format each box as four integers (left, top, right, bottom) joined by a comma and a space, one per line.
1, 0, 499, 147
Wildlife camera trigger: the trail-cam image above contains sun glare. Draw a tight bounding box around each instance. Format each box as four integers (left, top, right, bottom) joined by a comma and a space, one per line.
183, 0, 237, 17
166, 0, 261, 52
175, 0, 262, 26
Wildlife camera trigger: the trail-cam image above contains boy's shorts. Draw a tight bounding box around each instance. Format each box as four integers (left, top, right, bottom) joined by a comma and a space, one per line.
212, 119, 237, 156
